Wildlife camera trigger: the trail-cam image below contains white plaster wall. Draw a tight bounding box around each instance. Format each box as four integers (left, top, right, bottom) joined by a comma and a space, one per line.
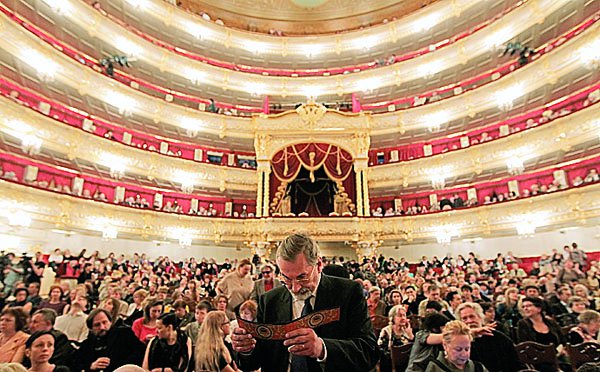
1, 224, 598, 262
379, 225, 600, 261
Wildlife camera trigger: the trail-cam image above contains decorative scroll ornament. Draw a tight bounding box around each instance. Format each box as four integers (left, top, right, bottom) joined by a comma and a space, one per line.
295, 102, 327, 129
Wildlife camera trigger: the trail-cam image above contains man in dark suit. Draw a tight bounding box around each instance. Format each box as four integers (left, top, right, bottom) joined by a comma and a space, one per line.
232, 233, 379, 372
249, 263, 282, 301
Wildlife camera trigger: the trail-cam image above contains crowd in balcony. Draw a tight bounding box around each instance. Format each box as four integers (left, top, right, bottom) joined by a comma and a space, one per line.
371, 166, 600, 217
2, 149, 600, 221
370, 85, 599, 165
0, 237, 597, 371
0, 157, 255, 219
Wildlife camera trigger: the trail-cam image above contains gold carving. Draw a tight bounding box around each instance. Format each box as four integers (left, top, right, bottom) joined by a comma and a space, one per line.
296, 102, 327, 129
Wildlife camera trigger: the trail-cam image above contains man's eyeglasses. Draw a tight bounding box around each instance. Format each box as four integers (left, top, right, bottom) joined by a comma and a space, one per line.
261, 271, 272, 275
278, 265, 316, 287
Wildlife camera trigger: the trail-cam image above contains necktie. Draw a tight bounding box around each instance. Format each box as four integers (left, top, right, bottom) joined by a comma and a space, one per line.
290, 297, 313, 372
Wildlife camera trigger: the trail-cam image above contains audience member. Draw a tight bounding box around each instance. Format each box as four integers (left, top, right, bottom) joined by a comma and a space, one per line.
24, 331, 70, 372
216, 260, 253, 318
141, 313, 191, 372
457, 302, 521, 371
568, 310, 600, 344
26, 310, 74, 368
0, 308, 29, 363
195, 311, 237, 372
74, 309, 145, 372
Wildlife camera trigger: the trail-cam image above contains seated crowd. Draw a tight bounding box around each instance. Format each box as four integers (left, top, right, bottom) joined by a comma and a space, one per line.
0, 242, 597, 371
371, 167, 600, 217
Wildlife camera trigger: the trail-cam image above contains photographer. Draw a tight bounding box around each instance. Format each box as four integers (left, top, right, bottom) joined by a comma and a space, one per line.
3, 253, 25, 296
22, 253, 46, 285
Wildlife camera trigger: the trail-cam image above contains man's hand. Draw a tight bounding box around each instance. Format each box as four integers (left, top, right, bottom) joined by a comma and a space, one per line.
472, 322, 496, 337
283, 328, 324, 359
91, 357, 111, 370
231, 327, 256, 353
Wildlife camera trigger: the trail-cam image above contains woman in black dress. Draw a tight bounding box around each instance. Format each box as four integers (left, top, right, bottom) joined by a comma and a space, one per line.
142, 313, 191, 372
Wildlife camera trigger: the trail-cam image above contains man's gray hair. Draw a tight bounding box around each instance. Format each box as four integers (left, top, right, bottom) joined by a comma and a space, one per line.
276, 233, 320, 265
456, 302, 485, 321
32, 308, 57, 326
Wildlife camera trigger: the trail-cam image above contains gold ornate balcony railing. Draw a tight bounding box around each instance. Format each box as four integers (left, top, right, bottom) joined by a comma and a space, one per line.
2, 88, 598, 195
1, 8, 597, 142
0, 95, 257, 194
1, 178, 598, 245
368, 104, 600, 189
19, 0, 572, 98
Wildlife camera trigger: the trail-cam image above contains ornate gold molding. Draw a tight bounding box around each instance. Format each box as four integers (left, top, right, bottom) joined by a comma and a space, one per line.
0, 6, 594, 142
0, 95, 257, 193
98, 0, 467, 53
2, 179, 600, 244
32, 0, 570, 96
253, 103, 371, 160
368, 104, 600, 189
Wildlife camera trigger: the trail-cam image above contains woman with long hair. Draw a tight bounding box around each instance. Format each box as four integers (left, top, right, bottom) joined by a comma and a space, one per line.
195, 311, 237, 372
25, 331, 70, 372
132, 299, 163, 343
100, 298, 124, 328
496, 287, 521, 329
142, 313, 191, 372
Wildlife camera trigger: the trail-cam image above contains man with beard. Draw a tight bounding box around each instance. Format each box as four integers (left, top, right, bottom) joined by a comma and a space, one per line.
457, 302, 522, 372
232, 233, 379, 372
74, 308, 145, 372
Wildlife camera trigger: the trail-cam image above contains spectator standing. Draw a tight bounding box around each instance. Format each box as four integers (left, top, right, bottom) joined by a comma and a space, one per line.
249, 264, 282, 302
216, 259, 253, 317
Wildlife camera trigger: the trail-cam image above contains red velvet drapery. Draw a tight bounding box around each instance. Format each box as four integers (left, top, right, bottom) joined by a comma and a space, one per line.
269, 143, 355, 216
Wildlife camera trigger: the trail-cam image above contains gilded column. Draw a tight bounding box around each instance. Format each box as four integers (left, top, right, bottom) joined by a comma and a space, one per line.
256, 160, 271, 217
256, 170, 264, 218
354, 158, 370, 217
355, 167, 363, 216
262, 166, 271, 217
362, 170, 371, 216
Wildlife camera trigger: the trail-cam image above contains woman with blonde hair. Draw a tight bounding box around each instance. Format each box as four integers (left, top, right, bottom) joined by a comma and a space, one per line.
496, 287, 521, 328
378, 305, 414, 372
195, 311, 237, 372
425, 320, 488, 372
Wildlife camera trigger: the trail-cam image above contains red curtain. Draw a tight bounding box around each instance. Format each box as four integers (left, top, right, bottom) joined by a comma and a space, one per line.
270, 143, 355, 215
271, 143, 354, 183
